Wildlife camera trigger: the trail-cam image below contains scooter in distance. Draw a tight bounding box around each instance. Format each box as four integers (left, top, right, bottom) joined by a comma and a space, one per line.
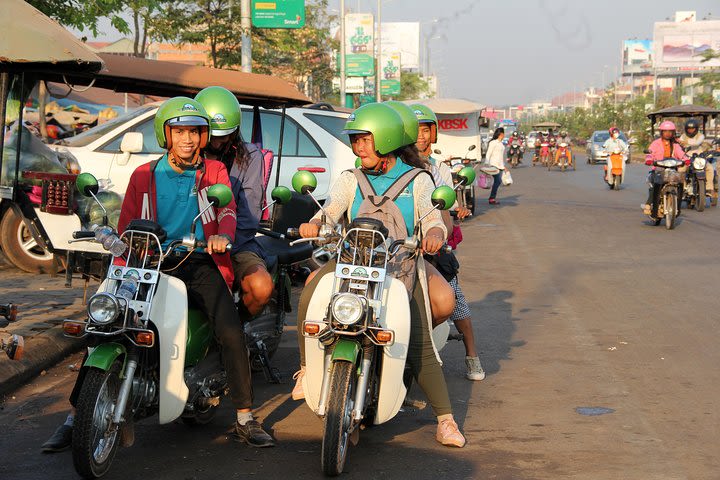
507, 140, 523, 168
550, 141, 574, 171
683, 152, 717, 212
604, 148, 625, 190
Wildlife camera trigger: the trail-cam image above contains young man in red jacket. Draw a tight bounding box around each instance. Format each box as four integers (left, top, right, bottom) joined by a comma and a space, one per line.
42, 97, 274, 453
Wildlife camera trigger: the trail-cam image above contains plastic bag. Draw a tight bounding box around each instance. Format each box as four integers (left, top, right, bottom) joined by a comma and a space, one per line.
502, 169, 513, 186
477, 173, 491, 189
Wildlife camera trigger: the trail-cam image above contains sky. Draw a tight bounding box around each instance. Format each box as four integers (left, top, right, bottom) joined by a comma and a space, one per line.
329, 0, 717, 105
76, 0, 718, 106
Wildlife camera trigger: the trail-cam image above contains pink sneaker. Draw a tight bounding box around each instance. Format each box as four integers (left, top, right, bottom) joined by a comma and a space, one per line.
291, 367, 305, 400
436, 417, 466, 448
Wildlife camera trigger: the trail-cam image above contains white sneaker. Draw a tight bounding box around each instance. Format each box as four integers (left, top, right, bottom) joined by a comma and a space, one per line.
291, 367, 305, 400
465, 356, 485, 381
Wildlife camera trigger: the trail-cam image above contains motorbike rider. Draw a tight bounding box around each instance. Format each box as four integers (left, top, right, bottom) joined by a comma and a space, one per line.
292, 103, 466, 448
508, 131, 523, 162
41, 97, 275, 453
534, 131, 549, 163
554, 130, 572, 166
194, 86, 273, 317
602, 127, 628, 183
413, 103, 485, 381
678, 118, 716, 201
642, 120, 689, 218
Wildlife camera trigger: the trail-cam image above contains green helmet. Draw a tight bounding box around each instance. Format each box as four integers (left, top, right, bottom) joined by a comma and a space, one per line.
343, 103, 405, 155
411, 103, 438, 144
154, 97, 211, 149
384, 100, 419, 146
195, 86, 242, 137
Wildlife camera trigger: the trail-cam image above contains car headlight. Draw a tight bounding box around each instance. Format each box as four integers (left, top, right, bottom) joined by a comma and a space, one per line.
331, 293, 364, 325
594, 145, 602, 151
693, 157, 706, 170
87, 293, 121, 325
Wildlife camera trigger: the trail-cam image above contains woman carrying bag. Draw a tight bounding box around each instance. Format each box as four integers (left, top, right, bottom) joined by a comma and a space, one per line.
485, 128, 508, 205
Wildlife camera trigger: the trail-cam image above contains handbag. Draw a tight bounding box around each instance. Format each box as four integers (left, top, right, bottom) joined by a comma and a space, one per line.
477, 173, 491, 189
502, 169, 513, 186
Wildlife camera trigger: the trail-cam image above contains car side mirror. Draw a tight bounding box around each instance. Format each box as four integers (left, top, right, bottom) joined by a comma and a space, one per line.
431, 186, 457, 210
292, 170, 317, 195
76, 172, 99, 197
467, 145, 476, 151
643, 149, 650, 155
270, 186, 292, 205
118, 132, 143, 166
433, 149, 442, 155
456, 166, 476, 186
206, 184, 233, 208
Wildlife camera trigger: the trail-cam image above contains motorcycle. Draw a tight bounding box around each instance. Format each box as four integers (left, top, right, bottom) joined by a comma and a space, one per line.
507, 140, 523, 168
604, 148, 625, 190
61, 173, 278, 478
0, 303, 24, 361
647, 158, 684, 230
550, 141, 573, 171
683, 152, 717, 212
537, 141, 551, 167
436, 145, 478, 216
293, 167, 475, 476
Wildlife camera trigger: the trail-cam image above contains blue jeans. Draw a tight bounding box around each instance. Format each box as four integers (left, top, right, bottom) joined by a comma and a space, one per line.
489, 172, 502, 200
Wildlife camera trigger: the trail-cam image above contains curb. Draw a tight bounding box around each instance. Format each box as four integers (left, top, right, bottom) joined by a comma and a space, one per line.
0, 316, 86, 398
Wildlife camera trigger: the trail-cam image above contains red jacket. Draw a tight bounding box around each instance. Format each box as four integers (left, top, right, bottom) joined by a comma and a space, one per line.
118, 157, 238, 289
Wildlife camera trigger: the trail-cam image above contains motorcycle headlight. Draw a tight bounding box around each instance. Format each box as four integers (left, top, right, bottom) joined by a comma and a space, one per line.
656, 159, 681, 168
331, 293, 365, 325
693, 157, 706, 170
87, 293, 121, 325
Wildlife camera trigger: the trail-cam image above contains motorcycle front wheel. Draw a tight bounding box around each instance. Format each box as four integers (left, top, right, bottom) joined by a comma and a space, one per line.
322, 361, 356, 477
72, 362, 122, 479
664, 193, 676, 230
697, 181, 706, 212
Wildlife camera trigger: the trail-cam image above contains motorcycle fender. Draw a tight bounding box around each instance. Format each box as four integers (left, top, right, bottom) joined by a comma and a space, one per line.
695, 172, 706, 180
149, 273, 189, 424
331, 339, 360, 363
84, 343, 126, 372
375, 276, 412, 425
303, 272, 336, 414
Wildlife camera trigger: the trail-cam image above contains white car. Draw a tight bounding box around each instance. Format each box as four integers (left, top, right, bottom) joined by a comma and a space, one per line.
1, 104, 354, 272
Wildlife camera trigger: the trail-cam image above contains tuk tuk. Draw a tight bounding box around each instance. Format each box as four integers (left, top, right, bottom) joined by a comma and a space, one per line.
1, 0, 311, 283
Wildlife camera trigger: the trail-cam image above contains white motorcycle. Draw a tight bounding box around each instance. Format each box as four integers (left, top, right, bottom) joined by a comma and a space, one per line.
290, 167, 475, 476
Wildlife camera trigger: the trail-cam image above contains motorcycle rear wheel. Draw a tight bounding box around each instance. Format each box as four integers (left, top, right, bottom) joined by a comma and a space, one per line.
697, 181, 706, 212
322, 361, 356, 477
72, 363, 122, 479
613, 176, 621, 190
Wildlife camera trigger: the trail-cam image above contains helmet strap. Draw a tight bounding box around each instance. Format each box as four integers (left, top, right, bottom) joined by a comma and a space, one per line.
168, 151, 202, 171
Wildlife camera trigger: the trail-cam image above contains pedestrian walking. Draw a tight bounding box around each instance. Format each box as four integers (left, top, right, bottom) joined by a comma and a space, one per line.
485, 128, 507, 205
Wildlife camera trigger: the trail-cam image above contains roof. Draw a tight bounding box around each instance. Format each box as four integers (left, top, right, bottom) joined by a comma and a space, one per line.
408, 98, 485, 115
532, 121, 562, 128
60, 54, 310, 107
0, 0, 103, 74
648, 104, 720, 120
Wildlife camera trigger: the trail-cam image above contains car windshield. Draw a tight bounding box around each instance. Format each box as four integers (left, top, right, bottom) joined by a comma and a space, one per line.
303, 113, 351, 148
60, 106, 155, 147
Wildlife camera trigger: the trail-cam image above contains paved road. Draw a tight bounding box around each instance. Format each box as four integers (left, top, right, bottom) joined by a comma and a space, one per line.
1, 153, 719, 479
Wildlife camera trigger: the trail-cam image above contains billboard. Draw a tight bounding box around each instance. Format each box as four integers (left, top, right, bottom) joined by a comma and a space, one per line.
345, 13, 375, 77
380, 22, 420, 70
251, 0, 305, 29
622, 39, 653, 74
653, 20, 720, 69
380, 51, 401, 96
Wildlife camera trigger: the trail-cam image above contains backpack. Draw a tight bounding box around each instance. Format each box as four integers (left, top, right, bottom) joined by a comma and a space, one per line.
352, 168, 430, 292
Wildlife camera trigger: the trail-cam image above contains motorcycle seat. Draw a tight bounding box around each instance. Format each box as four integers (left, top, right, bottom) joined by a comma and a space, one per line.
257, 236, 312, 268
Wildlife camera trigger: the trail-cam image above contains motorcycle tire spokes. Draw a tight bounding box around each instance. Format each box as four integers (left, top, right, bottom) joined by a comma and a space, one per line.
322, 361, 355, 476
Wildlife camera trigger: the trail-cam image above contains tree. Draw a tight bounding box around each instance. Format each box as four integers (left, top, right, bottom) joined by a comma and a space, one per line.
392, 73, 432, 101
27, 0, 129, 36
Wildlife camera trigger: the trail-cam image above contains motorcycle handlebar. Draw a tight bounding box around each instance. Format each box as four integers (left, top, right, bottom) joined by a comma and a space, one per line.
72, 231, 95, 239
194, 241, 232, 252
258, 228, 285, 240
286, 228, 301, 239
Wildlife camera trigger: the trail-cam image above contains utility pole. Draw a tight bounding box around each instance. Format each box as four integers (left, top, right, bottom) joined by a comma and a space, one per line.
376, 0, 382, 102
340, 0, 346, 107
241, 0, 252, 73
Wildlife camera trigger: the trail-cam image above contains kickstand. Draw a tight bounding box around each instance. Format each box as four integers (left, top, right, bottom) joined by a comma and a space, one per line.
254, 340, 282, 384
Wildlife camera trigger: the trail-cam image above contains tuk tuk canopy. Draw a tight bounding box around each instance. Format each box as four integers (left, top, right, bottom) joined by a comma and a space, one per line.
532, 121, 562, 129
647, 104, 720, 122
0, 0, 103, 75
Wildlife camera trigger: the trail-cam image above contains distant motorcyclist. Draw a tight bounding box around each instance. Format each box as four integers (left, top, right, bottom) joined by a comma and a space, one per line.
678, 119, 715, 200
602, 127, 628, 183
554, 130, 572, 166
642, 121, 689, 217
534, 131, 549, 163
508, 131, 523, 164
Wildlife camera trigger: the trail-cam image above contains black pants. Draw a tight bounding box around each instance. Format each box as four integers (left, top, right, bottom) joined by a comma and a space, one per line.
71, 255, 253, 410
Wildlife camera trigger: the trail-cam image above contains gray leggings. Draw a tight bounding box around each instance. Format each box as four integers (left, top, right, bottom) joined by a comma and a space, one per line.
297, 260, 452, 416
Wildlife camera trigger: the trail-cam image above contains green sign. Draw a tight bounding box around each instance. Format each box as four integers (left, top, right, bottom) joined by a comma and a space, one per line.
345, 54, 375, 76
252, 0, 305, 29
381, 79, 401, 96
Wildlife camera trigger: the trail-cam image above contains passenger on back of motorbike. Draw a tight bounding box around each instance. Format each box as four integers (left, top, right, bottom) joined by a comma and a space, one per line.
413, 103, 485, 382
642, 121, 689, 218
291, 102, 466, 447
678, 119, 716, 200
195, 86, 273, 316
603, 127, 628, 182
41, 97, 275, 453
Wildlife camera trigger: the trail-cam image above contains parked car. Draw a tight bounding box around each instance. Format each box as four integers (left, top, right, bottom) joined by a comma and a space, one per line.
586, 130, 630, 164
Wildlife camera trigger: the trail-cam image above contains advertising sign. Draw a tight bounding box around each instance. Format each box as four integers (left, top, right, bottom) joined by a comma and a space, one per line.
653, 20, 720, 69
380, 51, 401, 96
345, 77, 365, 94
345, 13, 374, 77
345, 54, 375, 76
251, 0, 305, 29
675, 11, 696, 23
622, 39, 654, 74
380, 22, 420, 70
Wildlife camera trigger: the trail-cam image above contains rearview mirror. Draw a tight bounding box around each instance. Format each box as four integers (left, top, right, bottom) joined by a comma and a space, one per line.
643, 149, 650, 155
118, 132, 143, 166
433, 149, 442, 155
292, 171, 318, 195
76, 173, 99, 197
206, 184, 233, 208
431, 186, 456, 210
467, 145, 476, 151
270, 186, 292, 205
456, 166, 476, 186
355, 157, 362, 168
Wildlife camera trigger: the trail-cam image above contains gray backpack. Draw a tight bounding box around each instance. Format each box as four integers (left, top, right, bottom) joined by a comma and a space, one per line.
352, 168, 430, 291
